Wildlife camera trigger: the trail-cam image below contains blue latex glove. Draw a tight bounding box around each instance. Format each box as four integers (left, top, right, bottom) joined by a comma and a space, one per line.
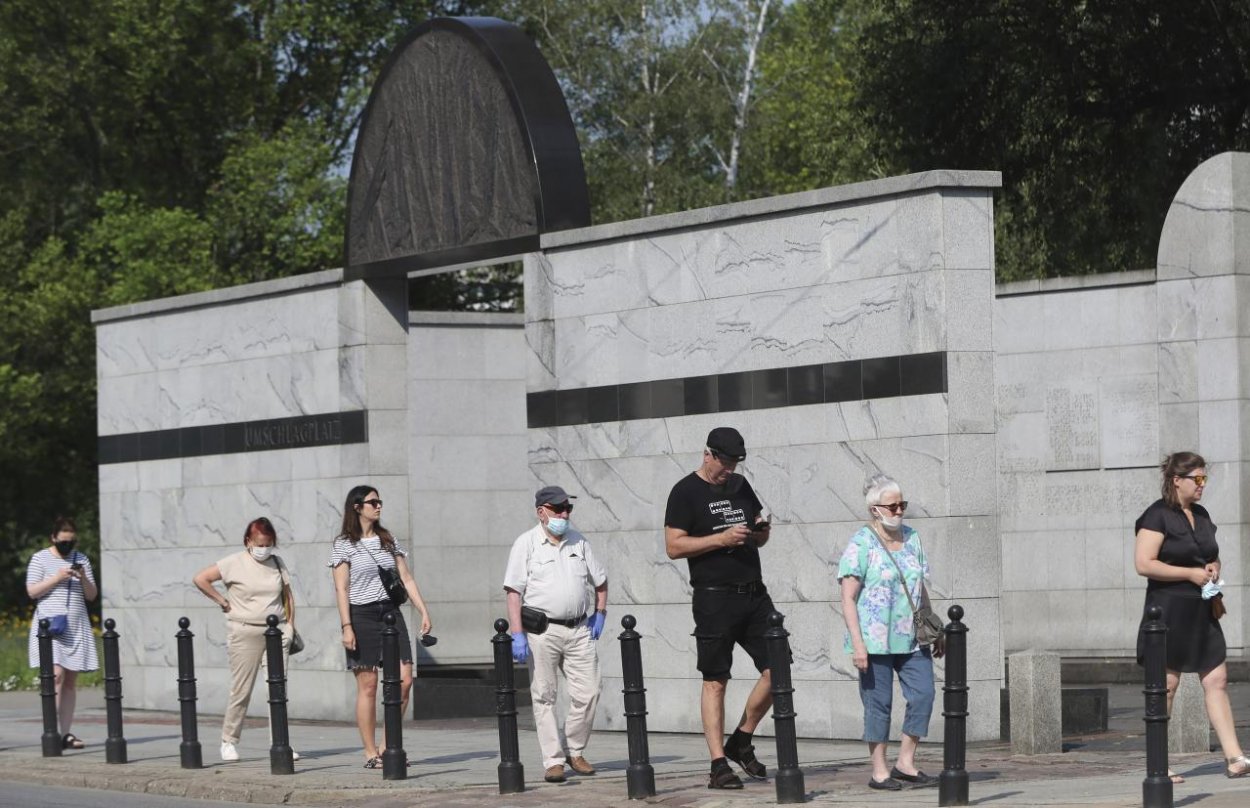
588, 611, 606, 640
510, 631, 529, 663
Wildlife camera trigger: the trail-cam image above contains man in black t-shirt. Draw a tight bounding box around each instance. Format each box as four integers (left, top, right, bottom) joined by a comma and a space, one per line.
665, 426, 774, 790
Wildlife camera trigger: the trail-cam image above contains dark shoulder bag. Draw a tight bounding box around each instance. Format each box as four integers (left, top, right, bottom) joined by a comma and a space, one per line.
870, 528, 944, 647
364, 543, 408, 605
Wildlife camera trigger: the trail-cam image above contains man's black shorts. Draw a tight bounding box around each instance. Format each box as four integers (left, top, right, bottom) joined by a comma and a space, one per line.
691, 583, 774, 680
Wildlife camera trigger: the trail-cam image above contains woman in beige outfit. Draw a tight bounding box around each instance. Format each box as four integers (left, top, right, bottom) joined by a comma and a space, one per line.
192, 517, 297, 762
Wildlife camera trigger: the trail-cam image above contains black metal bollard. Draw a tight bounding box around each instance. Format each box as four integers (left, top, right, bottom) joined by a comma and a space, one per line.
264, 615, 294, 775
493, 618, 524, 794
175, 616, 202, 769
619, 615, 656, 799
102, 618, 128, 764
37, 618, 61, 757
1142, 605, 1172, 808
939, 605, 969, 807
765, 611, 805, 804
381, 612, 407, 780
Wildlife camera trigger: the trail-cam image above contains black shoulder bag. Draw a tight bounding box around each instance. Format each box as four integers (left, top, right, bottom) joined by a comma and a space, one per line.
363, 542, 408, 605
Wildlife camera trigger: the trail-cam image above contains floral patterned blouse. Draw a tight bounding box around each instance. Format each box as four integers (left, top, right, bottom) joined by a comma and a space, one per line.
837, 525, 929, 655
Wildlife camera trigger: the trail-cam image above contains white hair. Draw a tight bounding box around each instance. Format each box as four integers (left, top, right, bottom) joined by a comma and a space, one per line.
863, 472, 901, 508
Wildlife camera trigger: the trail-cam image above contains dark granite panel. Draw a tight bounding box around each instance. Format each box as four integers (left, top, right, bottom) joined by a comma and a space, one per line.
753, 369, 789, 410
787, 365, 824, 407
901, 351, 948, 396
862, 356, 902, 399
650, 379, 685, 418
717, 372, 754, 412
527, 391, 558, 428
556, 388, 589, 427
587, 386, 620, 424
684, 376, 719, 415
824, 361, 863, 403
618, 382, 650, 421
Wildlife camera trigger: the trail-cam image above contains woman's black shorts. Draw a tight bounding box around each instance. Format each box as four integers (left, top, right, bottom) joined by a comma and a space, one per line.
346, 600, 414, 671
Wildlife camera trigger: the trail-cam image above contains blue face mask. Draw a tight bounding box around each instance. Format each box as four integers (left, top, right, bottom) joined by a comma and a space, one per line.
546, 517, 569, 536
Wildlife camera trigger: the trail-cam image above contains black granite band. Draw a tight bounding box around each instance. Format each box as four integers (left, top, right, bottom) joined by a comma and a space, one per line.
526, 352, 946, 428
98, 410, 368, 465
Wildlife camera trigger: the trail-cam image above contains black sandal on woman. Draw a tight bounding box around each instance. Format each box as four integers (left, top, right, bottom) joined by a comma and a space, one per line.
363, 755, 382, 769
62, 733, 85, 749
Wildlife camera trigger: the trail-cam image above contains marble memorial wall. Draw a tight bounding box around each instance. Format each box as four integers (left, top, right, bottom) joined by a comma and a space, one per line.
995, 152, 1250, 661
94, 270, 411, 719
526, 171, 1004, 741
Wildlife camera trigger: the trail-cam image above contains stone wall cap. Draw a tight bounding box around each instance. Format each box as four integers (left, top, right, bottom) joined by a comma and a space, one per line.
996, 268, 1156, 297
541, 169, 1003, 250
92, 267, 345, 324
409, 310, 524, 327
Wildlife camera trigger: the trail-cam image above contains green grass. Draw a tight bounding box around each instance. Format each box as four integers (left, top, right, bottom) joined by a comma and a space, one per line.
0, 611, 104, 690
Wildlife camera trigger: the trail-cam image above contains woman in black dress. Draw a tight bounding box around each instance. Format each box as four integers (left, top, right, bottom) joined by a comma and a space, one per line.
1134, 452, 1248, 779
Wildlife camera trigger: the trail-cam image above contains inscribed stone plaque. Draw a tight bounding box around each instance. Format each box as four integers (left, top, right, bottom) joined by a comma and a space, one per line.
1045, 382, 1100, 470
1100, 374, 1159, 468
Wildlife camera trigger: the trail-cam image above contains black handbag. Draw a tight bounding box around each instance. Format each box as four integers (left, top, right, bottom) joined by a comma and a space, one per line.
520, 605, 549, 634
363, 543, 409, 605
46, 557, 78, 637
870, 526, 945, 647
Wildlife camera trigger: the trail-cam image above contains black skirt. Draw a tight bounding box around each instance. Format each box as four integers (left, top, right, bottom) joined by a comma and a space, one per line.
346, 600, 414, 671
1136, 587, 1226, 673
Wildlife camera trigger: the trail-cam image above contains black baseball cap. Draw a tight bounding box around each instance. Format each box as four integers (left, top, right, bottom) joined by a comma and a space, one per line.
706, 427, 746, 461
534, 485, 577, 508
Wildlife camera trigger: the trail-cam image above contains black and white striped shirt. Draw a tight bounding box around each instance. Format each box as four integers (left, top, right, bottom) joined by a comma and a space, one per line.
327, 536, 407, 604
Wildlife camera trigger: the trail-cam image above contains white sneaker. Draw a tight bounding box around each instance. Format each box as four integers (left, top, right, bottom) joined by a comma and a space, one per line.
220, 741, 239, 762
291, 749, 301, 761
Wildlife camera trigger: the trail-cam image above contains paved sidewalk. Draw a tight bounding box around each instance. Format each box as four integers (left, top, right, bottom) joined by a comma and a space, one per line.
0, 688, 1248, 807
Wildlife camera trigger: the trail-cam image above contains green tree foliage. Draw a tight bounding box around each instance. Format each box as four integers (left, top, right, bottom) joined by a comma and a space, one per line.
0, 0, 491, 610
838, 0, 1250, 280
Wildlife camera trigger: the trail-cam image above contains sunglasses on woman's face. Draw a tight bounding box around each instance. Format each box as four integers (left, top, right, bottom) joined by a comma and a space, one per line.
1180, 475, 1207, 487
361, 499, 383, 508
875, 501, 908, 514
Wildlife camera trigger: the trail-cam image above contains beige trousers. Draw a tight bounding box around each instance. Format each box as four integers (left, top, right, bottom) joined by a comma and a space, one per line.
528, 622, 601, 770
222, 621, 290, 744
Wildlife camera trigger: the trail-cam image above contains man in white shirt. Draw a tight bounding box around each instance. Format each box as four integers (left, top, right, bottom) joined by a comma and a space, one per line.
503, 485, 609, 784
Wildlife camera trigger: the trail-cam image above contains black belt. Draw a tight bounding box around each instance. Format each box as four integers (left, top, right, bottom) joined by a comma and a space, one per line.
695, 582, 765, 596
549, 615, 585, 628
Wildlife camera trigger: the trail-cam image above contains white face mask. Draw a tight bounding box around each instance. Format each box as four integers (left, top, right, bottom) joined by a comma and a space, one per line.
249, 545, 273, 561
874, 507, 903, 530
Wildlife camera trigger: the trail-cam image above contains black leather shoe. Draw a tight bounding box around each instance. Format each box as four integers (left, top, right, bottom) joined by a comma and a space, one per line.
890, 767, 937, 787
869, 777, 903, 791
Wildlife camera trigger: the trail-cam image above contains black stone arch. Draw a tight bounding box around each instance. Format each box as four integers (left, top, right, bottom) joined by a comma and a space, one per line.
345, 16, 590, 279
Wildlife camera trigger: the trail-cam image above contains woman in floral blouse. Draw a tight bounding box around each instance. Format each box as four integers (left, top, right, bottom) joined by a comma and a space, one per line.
838, 472, 940, 792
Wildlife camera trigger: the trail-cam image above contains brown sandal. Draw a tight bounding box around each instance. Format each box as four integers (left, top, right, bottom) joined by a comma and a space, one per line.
1226, 755, 1250, 778
363, 755, 382, 769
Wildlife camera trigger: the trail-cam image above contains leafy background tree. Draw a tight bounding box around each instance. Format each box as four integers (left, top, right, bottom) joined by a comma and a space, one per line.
4, 0, 1250, 614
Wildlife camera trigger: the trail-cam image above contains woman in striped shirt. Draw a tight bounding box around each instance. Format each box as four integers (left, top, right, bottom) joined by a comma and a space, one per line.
329, 484, 432, 768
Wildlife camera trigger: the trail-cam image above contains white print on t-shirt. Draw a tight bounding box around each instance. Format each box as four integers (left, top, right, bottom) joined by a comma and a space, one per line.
708, 499, 746, 529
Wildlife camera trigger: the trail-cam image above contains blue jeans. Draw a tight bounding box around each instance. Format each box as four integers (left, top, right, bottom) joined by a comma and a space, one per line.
858, 649, 935, 742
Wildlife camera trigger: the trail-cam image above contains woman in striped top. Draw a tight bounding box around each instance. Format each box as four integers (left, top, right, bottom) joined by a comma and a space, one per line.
329, 484, 432, 768
26, 516, 98, 750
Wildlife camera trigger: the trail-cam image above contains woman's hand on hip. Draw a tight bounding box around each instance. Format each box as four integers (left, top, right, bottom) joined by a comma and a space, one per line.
341, 625, 356, 651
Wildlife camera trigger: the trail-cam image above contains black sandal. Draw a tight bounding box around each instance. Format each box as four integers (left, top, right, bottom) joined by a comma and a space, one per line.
363, 755, 382, 769
724, 736, 767, 780
708, 762, 744, 789
62, 733, 85, 749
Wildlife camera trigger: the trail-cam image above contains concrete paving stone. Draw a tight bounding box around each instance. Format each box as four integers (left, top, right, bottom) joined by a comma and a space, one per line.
0, 687, 1248, 807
